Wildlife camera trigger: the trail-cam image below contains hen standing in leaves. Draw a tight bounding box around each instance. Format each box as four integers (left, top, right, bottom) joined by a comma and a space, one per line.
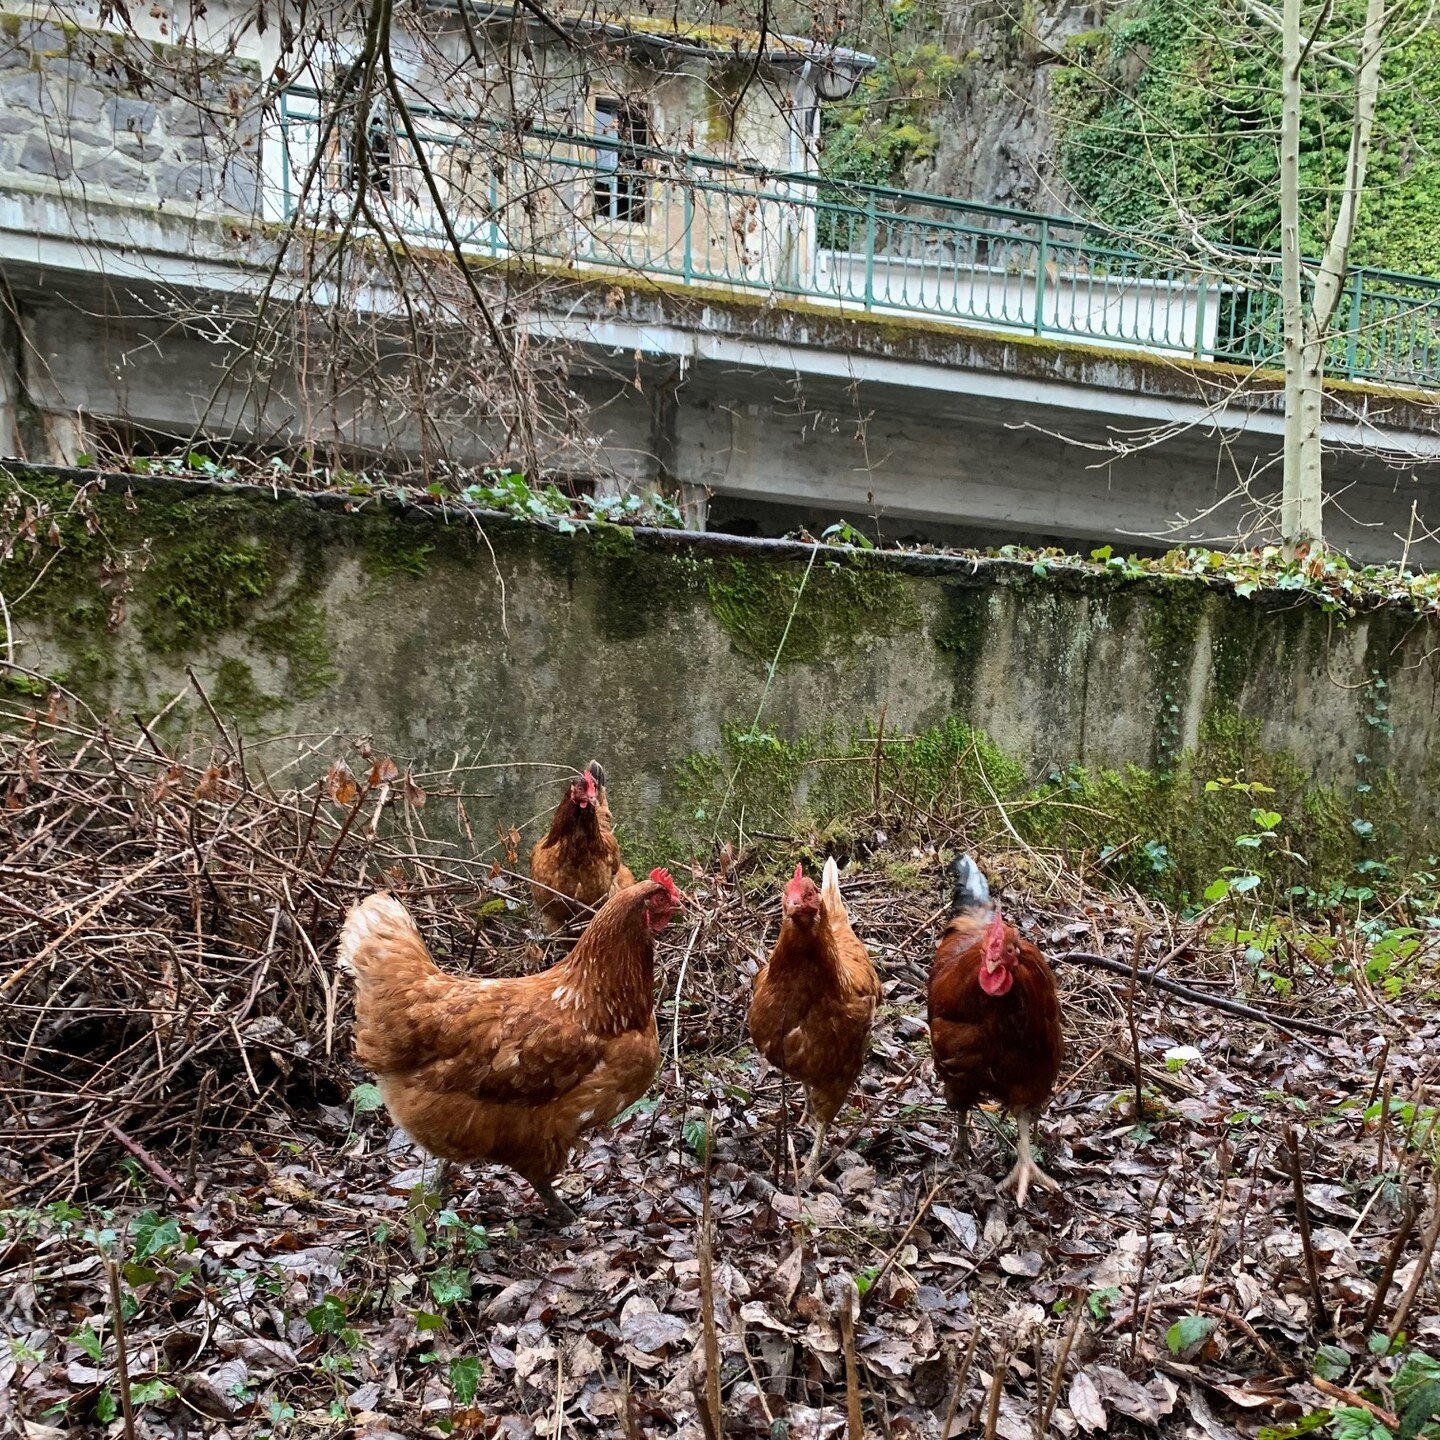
339, 869, 682, 1220
927, 855, 1063, 1204
748, 860, 882, 1183
530, 761, 635, 933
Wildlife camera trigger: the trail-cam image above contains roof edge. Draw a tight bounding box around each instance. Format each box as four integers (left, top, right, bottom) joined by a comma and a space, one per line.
448, 1, 877, 76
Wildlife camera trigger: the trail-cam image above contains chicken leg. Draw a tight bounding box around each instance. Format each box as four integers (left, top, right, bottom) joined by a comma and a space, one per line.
432, 1159, 453, 1200
531, 1178, 579, 1225
999, 1111, 1058, 1206
802, 1122, 828, 1184
950, 1110, 971, 1164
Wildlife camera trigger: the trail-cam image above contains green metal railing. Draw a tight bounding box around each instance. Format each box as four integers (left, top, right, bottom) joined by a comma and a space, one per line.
275, 89, 1440, 388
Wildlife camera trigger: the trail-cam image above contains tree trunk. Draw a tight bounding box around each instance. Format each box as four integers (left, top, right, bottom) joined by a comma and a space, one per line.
1278, 0, 1310, 549
1279, 0, 1389, 552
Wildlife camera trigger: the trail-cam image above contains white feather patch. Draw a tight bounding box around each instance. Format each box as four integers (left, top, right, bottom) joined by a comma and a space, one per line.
337, 893, 417, 975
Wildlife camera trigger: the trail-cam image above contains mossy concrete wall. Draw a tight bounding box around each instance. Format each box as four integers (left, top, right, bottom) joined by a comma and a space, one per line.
3, 466, 1438, 880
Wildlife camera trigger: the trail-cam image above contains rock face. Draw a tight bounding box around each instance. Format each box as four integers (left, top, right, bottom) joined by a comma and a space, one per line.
905, 0, 1105, 214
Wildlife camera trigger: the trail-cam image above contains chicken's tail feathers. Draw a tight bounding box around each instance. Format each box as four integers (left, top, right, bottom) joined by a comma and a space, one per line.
339, 892, 435, 984
949, 854, 992, 918
820, 856, 846, 918
585, 759, 606, 791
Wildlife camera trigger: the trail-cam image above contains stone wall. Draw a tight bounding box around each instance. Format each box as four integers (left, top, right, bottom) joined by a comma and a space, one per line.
3, 465, 1438, 900
0, 11, 262, 214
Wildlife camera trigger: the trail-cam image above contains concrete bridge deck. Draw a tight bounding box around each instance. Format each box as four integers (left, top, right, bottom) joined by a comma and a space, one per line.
3, 181, 1439, 563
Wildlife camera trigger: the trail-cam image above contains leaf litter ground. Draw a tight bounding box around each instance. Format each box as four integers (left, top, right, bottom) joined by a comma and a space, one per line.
1, 715, 1437, 1439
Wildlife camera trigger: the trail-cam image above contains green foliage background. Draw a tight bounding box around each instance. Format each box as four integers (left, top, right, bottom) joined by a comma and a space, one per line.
1050, 0, 1440, 275
820, 0, 968, 187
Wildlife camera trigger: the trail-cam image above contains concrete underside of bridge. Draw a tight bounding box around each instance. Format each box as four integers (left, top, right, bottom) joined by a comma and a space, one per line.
4, 187, 1440, 563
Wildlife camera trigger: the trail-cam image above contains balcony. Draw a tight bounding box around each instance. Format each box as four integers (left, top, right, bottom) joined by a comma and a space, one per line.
273, 87, 1440, 389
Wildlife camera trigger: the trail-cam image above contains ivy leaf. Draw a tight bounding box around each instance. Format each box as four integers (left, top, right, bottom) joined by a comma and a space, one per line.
429, 1266, 471, 1307
449, 1356, 482, 1405
130, 1211, 181, 1262
683, 1118, 713, 1164
129, 1379, 176, 1406
1165, 1314, 1216, 1357
305, 1292, 348, 1336
70, 1322, 103, 1363
350, 1083, 384, 1115
1230, 873, 1262, 894
1312, 1343, 1352, 1381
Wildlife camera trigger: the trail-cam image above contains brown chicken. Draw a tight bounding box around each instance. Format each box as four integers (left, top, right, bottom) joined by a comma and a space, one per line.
530, 760, 636, 933
339, 868, 681, 1220
927, 855, 1063, 1205
748, 859, 881, 1181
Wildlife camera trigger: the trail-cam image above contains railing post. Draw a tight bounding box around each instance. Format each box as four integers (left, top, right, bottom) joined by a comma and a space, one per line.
280, 103, 291, 218
1034, 220, 1049, 336
1192, 267, 1208, 360
489, 167, 499, 255
683, 182, 694, 285
1346, 269, 1364, 378
863, 192, 877, 311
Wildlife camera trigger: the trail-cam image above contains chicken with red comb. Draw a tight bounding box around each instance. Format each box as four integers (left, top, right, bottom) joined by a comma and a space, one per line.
926, 855, 1063, 1205
748, 859, 881, 1183
340, 871, 680, 1220
529, 760, 635, 934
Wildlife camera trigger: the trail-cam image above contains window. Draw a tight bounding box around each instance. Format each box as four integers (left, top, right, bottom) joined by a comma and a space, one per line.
592, 97, 649, 223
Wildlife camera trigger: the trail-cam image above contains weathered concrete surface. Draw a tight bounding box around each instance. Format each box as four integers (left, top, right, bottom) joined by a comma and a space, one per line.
3, 191, 1438, 559
2, 467, 1437, 868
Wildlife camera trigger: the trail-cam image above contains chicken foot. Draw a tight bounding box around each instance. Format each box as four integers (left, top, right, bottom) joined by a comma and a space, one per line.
530, 1177, 579, 1225
998, 1111, 1058, 1207
802, 1122, 828, 1185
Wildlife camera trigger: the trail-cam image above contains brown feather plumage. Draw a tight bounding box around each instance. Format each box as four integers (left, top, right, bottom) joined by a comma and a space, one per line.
926, 874, 1064, 1204
927, 909, 1063, 1115
529, 764, 632, 932
748, 861, 880, 1173
340, 876, 675, 1209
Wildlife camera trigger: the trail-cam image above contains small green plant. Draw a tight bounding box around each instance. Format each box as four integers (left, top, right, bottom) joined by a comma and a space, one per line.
305, 1292, 349, 1336
821, 520, 875, 549
459, 472, 682, 531
1165, 1314, 1216, 1358
428, 1266, 472, 1307
449, 1356, 482, 1405
683, 1117, 714, 1165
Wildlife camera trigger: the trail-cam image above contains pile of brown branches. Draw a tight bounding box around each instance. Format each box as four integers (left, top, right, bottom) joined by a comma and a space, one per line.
0, 690, 518, 1202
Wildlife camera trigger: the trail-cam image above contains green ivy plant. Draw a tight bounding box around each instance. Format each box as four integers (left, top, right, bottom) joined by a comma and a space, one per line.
1050, 0, 1440, 277
819, 0, 968, 191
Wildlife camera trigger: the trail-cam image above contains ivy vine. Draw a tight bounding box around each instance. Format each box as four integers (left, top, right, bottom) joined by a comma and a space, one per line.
1049, 0, 1440, 276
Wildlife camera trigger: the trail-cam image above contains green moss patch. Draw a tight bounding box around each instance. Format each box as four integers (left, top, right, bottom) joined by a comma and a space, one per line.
662, 709, 1429, 913
705, 555, 920, 665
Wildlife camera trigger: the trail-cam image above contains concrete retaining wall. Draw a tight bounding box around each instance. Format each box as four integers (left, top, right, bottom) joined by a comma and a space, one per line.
3, 465, 1437, 883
